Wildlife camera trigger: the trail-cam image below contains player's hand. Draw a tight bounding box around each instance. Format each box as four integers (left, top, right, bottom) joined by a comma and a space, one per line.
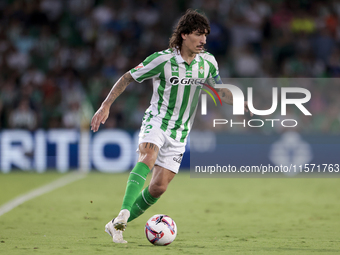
90, 105, 110, 132
244, 101, 253, 117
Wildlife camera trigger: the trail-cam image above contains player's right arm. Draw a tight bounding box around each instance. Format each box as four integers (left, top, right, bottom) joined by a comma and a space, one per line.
91, 50, 170, 132
90, 71, 134, 132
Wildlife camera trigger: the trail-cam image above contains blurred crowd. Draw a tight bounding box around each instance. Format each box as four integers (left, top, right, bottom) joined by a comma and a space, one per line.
0, 0, 339, 133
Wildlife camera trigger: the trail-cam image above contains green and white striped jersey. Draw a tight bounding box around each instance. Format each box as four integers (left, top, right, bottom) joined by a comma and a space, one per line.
130, 48, 219, 143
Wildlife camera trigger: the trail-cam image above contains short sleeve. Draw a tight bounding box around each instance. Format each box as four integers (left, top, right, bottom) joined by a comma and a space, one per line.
129, 50, 171, 83
203, 52, 221, 86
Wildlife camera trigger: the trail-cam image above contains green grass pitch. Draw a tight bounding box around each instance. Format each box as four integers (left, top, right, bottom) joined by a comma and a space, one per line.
0, 171, 340, 254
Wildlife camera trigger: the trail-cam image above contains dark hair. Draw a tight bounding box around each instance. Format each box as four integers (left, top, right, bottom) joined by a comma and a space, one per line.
169, 9, 210, 51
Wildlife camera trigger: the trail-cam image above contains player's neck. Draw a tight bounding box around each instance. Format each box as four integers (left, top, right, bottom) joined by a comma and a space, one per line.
180, 46, 196, 65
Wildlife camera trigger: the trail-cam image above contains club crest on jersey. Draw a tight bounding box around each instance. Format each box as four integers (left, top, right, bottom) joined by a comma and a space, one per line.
172, 66, 178, 72
199, 66, 204, 74
134, 63, 144, 70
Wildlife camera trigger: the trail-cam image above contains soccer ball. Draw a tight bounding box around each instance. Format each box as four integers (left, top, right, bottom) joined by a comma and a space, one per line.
145, 214, 177, 246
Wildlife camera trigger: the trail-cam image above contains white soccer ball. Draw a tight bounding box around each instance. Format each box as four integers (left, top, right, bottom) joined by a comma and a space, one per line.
145, 214, 177, 246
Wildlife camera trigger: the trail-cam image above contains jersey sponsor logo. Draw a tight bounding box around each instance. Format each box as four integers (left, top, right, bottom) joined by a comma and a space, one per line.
169, 76, 180, 85
169, 76, 206, 85
173, 153, 183, 164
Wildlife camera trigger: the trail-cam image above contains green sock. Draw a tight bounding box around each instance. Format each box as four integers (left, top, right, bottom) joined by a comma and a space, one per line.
121, 162, 150, 211
128, 185, 159, 222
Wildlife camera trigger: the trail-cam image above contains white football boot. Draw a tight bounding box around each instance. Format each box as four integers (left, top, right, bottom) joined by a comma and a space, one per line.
113, 209, 130, 231
105, 219, 127, 243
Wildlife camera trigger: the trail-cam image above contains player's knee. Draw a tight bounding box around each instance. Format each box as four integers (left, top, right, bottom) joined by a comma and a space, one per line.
138, 153, 157, 170
149, 183, 167, 198
138, 145, 158, 169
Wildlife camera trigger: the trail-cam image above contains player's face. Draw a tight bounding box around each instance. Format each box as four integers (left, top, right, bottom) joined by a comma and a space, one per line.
182, 29, 207, 54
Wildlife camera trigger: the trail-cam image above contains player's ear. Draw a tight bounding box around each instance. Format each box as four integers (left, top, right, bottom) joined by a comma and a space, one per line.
181, 33, 187, 40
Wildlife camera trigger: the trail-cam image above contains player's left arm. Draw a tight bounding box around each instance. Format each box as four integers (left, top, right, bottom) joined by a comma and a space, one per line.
213, 75, 253, 116
217, 87, 233, 105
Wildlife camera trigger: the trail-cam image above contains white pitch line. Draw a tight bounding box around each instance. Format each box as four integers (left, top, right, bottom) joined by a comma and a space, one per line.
0, 172, 86, 217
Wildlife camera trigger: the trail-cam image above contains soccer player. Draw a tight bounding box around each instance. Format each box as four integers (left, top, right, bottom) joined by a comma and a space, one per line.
91, 9, 250, 243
